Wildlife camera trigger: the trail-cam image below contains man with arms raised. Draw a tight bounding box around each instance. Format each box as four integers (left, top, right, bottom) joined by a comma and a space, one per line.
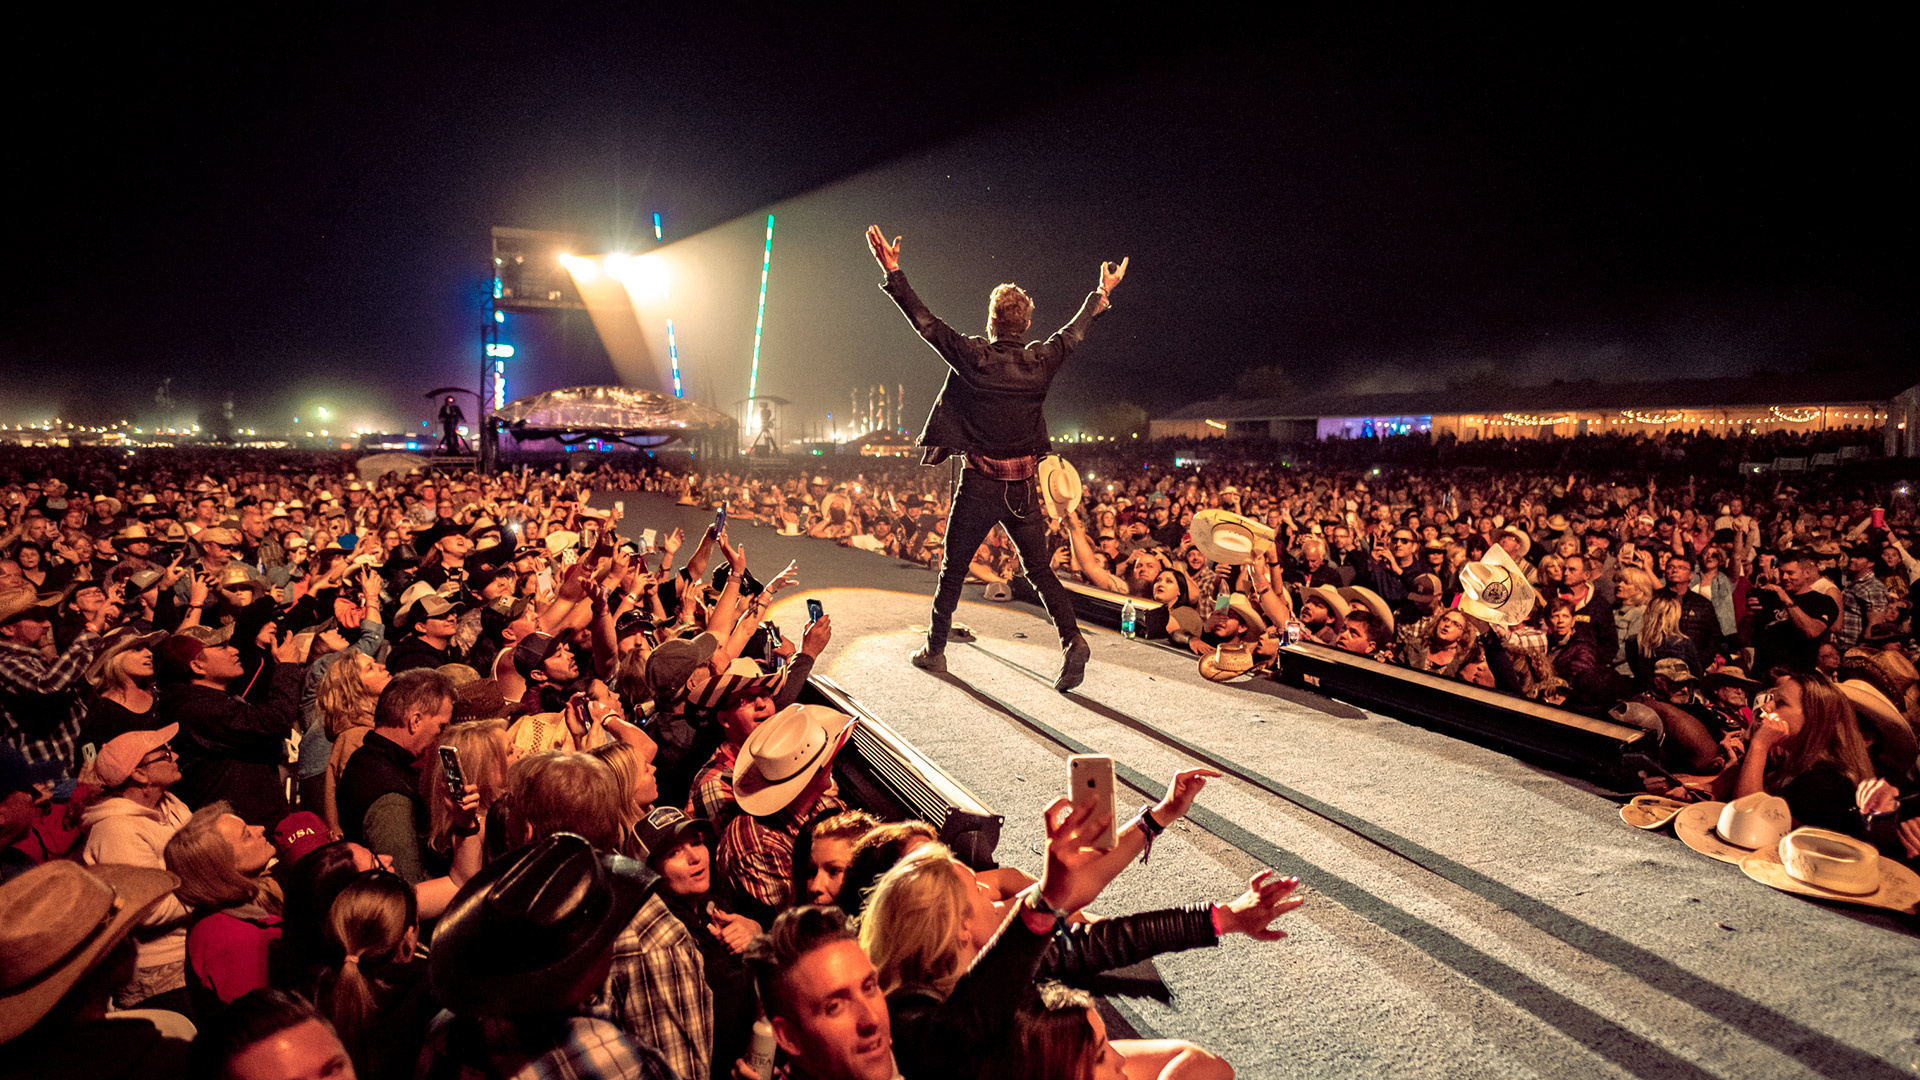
868, 224, 1126, 692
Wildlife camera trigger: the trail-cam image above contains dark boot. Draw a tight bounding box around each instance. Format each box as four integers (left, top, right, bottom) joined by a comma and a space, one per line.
910, 642, 948, 674
1055, 636, 1090, 692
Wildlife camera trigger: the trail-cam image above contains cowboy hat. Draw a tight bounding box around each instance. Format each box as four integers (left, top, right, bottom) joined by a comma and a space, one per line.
1036, 456, 1083, 520
820, 492, 853, 523
690, 658, 788, 710
544, 530, 581, 553
1618, 794, 1689, 831
430, 834, 652, 1017
1702, 666, 1762, 692
644, 632, 721, 701
0, 585, 61, 625
1338, 585, 1395, 639
1495, 526, 1532, 560
733, 703, 854, 817
1189, 509, 1275, 567
85, 629, 168, 686
1303, 584, 1352, 621
0, 861, 181, 1042
1674, 793, 1791, 865
1199, 644, 1260, 683
1740, 829, 1920, 913
1457, 551, 1536, 626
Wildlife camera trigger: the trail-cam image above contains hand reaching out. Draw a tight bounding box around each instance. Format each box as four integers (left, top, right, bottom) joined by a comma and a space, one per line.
1217, 870, 1304, 941
866, 225, 901, 273
1152, 766, 1223, 826
1099, 256, 1128, 294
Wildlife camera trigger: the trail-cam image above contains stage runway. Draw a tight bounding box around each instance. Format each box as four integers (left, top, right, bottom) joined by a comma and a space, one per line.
605, 491, 1919, 1080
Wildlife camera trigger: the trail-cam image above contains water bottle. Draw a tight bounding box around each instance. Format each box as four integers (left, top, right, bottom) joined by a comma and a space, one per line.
1120, 600, 1137, 639
748, 1016, 777, 1077
1285, 619, 1304, 646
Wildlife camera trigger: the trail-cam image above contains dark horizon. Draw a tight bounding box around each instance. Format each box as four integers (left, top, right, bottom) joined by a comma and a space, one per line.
7, 11, 1910, 438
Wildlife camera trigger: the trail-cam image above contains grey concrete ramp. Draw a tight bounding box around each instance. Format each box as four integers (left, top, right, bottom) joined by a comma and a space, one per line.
605, 492, 1920, 1079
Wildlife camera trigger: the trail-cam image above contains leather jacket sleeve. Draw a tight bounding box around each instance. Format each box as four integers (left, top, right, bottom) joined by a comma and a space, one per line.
1038, 903, 1219, 980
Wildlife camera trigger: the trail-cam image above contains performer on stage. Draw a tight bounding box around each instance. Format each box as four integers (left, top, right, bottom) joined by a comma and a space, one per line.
867, 224, 1128, 691
438, 395, 467, 455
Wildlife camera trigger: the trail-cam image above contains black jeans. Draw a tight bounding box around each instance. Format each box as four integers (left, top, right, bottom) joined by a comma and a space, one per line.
928, 470, 1080, 650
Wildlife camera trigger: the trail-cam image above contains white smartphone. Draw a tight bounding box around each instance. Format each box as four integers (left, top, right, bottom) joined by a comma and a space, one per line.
614, 500, 625, 515
1067, 754, 1118, 850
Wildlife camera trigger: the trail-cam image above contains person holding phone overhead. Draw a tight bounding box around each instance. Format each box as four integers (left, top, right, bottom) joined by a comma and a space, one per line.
867, 224, 1128, 691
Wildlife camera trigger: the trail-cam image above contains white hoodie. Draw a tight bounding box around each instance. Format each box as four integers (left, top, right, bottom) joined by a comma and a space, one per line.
81, 793, 193, 970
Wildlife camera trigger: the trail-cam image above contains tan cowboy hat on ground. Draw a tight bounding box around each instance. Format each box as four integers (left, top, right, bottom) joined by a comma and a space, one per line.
1619, 794, 1689, 830
1338, 585, 1395, 639
1199, 644, 1260, 683
733, 703, 855, 817
1675, 793, 1792, 865
0, 861, 181, 1042
1741, 828, 1920, 913
1190, 508, 1275, 566
1035, 456, 1082, 520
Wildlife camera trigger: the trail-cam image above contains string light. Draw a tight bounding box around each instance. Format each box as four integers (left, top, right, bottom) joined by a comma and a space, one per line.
1769, 406, 1820, 423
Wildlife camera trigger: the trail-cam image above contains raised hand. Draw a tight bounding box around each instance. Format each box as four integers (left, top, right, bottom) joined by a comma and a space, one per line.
1100, 256, 1129, 293
1153, 766, 1224, 825
866, 225, 901, 273
1217, 870, 1305, 941
1036, 797, 1118, 915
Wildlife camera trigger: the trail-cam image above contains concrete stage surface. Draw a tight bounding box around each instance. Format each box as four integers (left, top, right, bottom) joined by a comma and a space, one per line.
604, 492, 1919, 1080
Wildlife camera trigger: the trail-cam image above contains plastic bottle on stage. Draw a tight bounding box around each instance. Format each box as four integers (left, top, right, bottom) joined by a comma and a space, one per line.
747, 1017, 777, 1077
1285, 619, 1304, 646
1120, 600, 1138, 639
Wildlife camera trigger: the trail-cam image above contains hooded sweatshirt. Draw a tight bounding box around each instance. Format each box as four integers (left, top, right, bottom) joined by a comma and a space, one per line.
81, 792, 193, 970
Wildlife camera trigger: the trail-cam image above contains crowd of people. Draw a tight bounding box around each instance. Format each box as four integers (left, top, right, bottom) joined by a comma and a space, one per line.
664, 428, 1920, 875
0, 447, 1303, 1080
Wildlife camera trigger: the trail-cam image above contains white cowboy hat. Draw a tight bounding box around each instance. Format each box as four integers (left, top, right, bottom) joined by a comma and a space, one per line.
1740, 829, 1920, 913
733, 703, 855, 818
820, 492, 853, 523
1302, 584, 1352, 622
544, 530, 581, 553
1618, 794, 1689, 831
1036, 456, 1082, 519
1457, 544, 1537, 626
1338, 585, 1395, 639
1189, 509, 1274, 567
1674, 793, 1791, 865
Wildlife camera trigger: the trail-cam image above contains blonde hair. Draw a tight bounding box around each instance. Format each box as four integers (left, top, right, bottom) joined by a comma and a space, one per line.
858, 842, 971, 998
317, 653, 379, 739
589, 740, 647, 841
1617, 567, 1657, 609
1636, 593, 1683, 660
164, 801, 280, 914
425, 719, 510, 853
509, 751, 625, 851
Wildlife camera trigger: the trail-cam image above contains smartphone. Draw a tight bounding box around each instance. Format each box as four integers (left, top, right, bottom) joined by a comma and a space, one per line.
535, 568, 554, 595
1068, 754, 1118, 850
437, 745, 467, 804
614, 500, 625, 516
806, 598, 824, 623
716, 504, 728, 533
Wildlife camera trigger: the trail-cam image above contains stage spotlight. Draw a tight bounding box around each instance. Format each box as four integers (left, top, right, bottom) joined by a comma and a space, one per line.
622, 254, 669, 301
559, 253, 599, 283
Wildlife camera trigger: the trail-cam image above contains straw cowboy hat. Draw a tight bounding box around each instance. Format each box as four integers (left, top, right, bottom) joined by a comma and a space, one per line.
1495, 526, 1532, 560
1674, 793, 1791, 865
0, 585, 62, 625
1740, 828, 1920, 913
733, 703, 855, 818
820, 491, 853, 523
1338, 585, 1395, 639
0, 861, 181, 1042
1189, 509, 1276, 567
1036, 456, 1082, 520
1199, 644, 1261, 683
544, 530, 581, 553
1303, 584, 1352, 622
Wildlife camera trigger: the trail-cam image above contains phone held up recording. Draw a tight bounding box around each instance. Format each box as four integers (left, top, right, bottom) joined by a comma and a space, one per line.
1068, 754, 1118, 850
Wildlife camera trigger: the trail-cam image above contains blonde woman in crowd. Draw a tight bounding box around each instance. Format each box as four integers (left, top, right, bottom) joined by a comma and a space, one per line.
318, 649, 391, 840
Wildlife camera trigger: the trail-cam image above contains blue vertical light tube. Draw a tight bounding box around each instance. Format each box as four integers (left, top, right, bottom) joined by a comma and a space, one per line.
653, 212, 663, 241
667, 319, 683, 398
748, 214, 773, 402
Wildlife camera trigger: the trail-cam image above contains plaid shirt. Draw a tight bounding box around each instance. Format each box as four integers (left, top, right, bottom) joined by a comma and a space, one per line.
717, 791, 845, 914
0, 630, 104, 772
966, 453, 1039, 481
685, 743, 739, 827
419, 1011, 679, 1080
594, 891, 711, 1080
1838, 572, 1890, 649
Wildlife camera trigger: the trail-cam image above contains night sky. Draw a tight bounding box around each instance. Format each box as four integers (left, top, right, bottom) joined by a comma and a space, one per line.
8, 10, 1910, 437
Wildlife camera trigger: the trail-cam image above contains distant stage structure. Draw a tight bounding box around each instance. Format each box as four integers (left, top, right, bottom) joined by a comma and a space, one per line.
494, 385, 737, 459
